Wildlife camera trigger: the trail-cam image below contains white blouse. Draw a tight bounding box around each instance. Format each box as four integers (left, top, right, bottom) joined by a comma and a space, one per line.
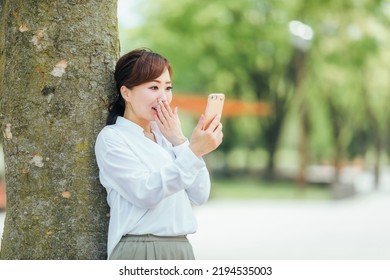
94, 116, 211, 259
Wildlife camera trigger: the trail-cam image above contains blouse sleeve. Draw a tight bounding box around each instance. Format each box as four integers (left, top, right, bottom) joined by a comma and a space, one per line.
172, 142, 211, 206
95, 128, 208, 209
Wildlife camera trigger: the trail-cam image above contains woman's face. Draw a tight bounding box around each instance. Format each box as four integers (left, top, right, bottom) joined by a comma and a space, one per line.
123, 68, 172, 129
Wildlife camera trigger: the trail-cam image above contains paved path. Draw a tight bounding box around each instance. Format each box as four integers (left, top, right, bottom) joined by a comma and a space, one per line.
189, 192, 390, 259
1, 192, 389, 259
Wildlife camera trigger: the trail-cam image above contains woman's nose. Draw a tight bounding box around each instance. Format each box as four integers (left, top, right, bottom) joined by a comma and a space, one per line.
159, 91, 167, 101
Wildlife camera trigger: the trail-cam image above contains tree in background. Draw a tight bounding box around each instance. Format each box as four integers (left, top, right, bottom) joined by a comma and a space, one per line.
306, 0, 390, 186
120, 0, 390, 188
122, 0, 306, 179
0, 0, 119, 259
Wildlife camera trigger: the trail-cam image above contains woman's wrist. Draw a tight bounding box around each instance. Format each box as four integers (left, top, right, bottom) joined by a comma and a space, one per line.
171, 136, 187, 147
188, 143, 203, 157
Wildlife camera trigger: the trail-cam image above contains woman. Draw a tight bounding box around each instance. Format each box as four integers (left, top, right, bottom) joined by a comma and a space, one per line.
95, 48, 223, 260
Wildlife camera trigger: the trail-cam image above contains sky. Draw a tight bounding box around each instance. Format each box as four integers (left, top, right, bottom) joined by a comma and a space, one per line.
117, 0, 144, 28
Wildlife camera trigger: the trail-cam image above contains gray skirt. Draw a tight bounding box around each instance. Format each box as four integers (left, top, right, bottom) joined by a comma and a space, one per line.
110, 234, 195, 260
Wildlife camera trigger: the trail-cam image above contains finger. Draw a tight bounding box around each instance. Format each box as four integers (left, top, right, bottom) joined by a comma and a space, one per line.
159, 101, 173, 123
173, 106, 179, 117
156, 103, 168, 126
154, 114, 163, 128
195, 114, 205, 131
214, 129, 223, 144
217, 131, 224, 145
214, 122, 223, 133
161, 100, 174, 118
218, 130, 224, 141
206, 114, 221, 132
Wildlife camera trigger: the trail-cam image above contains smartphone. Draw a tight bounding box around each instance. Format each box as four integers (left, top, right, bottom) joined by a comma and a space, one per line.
203, 93, 225, 129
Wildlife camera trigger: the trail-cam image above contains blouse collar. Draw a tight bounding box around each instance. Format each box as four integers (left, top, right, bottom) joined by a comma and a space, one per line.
115, 116, 144, 134
115, 117, 162, 138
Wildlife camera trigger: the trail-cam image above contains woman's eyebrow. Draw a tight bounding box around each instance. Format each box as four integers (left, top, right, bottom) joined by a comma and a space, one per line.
151, 79, 171, 84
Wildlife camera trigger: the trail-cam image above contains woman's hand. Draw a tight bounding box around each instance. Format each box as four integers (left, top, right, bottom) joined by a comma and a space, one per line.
154, 100, 187, 146
189, 114, 223, 157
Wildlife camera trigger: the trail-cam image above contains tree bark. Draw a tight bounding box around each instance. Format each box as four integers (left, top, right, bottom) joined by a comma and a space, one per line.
0, 0, 119, 259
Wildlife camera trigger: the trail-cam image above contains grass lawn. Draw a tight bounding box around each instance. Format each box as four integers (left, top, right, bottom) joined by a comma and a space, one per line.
209, 177, 331, 200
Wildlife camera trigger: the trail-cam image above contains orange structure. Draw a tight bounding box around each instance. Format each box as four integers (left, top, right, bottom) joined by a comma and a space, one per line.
170, 93, 272, 117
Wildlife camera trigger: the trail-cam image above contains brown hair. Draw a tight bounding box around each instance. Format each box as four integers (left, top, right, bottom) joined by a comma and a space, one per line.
107, 48, 172, 125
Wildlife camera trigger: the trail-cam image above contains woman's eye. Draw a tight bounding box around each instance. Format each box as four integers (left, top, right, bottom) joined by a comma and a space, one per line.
149, 86, 158, 90
166, 86, 173, 91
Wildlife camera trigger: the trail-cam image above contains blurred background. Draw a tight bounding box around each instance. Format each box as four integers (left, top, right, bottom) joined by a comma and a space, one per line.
117, 0, 390, 196
116, 0, 390, 259
2, 0, 390, 259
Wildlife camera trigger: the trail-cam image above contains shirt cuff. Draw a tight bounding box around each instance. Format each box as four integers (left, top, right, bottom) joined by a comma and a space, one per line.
172, 139, 190, 157
174, 142, 206, 173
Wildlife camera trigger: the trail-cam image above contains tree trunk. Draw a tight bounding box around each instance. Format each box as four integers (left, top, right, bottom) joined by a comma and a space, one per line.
373, 138, 382, 190
297, 109, 309, 188
263, 127, 279, 181
0, 0, 119, 259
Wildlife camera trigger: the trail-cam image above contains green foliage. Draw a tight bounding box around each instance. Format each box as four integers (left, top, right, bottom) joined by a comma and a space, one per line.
304, 1, 390, 165
119, 0, 390, 175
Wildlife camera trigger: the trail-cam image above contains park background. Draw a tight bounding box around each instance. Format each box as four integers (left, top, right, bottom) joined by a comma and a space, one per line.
1, 0, 390, 259
116, 0, 390, 194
